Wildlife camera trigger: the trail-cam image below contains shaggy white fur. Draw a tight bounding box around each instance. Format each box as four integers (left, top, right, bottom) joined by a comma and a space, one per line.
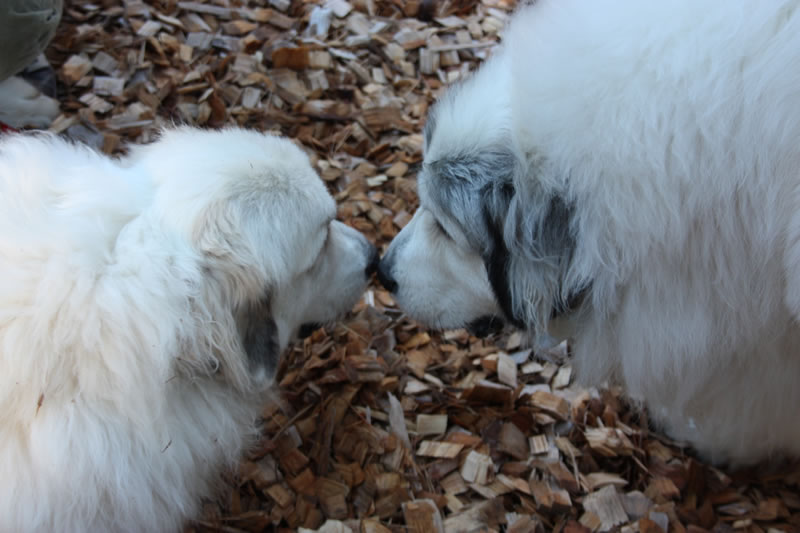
0, 127, 375, 532
379, 0, 800, 466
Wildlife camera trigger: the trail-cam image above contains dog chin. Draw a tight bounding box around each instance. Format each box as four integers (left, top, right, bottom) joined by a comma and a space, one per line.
466, 315, 505, 338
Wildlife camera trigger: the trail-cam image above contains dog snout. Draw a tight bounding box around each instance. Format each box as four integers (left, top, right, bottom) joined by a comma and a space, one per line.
376, 258, 398, 293
365, 243, 380, 277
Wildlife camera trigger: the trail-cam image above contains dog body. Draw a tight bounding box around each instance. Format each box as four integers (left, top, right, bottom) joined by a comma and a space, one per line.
379, 0, 800, 465
0, 128, 376, 531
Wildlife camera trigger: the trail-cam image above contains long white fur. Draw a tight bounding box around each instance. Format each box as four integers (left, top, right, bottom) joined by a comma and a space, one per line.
505, 0, 800, 465
0, 127, 372, 531
386, 0, 800, 465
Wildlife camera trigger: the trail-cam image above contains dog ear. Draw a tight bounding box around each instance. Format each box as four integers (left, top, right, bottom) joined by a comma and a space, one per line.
192, 191, 319, 297
533, 195, 592, 318
425, 144, 589, 330
140, 127, 334, 292
168, 269, 257, 391
423, 145, 524, 324
476, 177, 519, 326
504, 167, 592, 329
178, 271, 282, 390
480, 179, 590, 327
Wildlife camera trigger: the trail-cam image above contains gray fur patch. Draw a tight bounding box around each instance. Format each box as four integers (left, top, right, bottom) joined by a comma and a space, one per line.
240, 296, 279, 378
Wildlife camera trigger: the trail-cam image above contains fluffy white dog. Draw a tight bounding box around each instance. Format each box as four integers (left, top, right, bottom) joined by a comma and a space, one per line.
0, 127, 378, 532
378, 0, 800, 466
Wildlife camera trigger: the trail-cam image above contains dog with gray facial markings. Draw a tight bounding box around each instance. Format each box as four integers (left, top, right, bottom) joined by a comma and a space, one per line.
0, 126, 378, 532
378, 0, 800, 466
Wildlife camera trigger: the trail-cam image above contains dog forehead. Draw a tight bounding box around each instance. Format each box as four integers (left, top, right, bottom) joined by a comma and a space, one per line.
185, 127, 332, 202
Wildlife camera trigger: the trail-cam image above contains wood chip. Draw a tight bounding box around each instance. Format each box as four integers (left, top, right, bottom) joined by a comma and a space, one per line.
402, 499, 444, 533
441, 471, 468, 495
496, 352, 517, 388
93, 76, 125, 97
585, 472, 629, 491
529, 434, 550, 455
387, 392, 411, 450
529, 390, 570, 420
443, 498, 505, 533
583, 486, 629, 532
136, 20, 162, 37
498, 422, 529, 460
416, 414, 448, 436
463, 380, 513, 404
460, 450, 494, 485
61, 55, 93, 84
316, 478, 349, 520
417, 441, 463, 459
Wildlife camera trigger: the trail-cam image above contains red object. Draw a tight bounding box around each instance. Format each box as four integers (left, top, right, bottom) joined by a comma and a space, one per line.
0, 121, 18, 134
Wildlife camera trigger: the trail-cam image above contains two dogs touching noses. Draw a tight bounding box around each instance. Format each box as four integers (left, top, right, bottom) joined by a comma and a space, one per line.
5, 0, 800, 530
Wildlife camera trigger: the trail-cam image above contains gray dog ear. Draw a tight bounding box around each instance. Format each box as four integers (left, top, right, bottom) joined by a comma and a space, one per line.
526, 194, 584, 315
425, 143, 590, 328
445, 147, 588, 325
479, 178, 522, 326
240, 296, 279, 380
505, 171, 592, 324
424, 145, 524, 324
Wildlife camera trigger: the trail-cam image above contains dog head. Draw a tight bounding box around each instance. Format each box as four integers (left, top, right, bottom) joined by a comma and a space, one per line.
377, 50, 591, 339
131, 127, 378, 387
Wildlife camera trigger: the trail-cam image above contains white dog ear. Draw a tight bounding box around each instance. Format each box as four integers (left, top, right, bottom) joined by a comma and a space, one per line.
194, 202, 267, 290
191, 190, 312, 294
136, 126, 331, 292
188, 205, 287, 387
175, 278, 254, 390
177, 274, 279, 391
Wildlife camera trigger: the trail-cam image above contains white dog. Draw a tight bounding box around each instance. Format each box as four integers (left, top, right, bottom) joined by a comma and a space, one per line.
378, 0, 800, 466
0, 127, 378, 532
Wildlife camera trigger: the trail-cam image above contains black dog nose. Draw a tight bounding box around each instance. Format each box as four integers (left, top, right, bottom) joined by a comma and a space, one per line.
376, 259, 398, 293
365, 244, 380, 277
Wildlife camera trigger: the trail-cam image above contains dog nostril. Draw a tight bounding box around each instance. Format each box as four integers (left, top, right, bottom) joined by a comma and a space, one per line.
376, 260, 398, 293
365, 245, 380, 277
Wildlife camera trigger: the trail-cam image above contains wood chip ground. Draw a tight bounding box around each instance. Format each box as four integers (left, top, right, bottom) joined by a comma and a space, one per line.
37, 0, 800, 531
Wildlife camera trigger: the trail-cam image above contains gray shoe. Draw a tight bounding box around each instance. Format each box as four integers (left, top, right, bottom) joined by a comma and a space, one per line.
0, 0, 63, 82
